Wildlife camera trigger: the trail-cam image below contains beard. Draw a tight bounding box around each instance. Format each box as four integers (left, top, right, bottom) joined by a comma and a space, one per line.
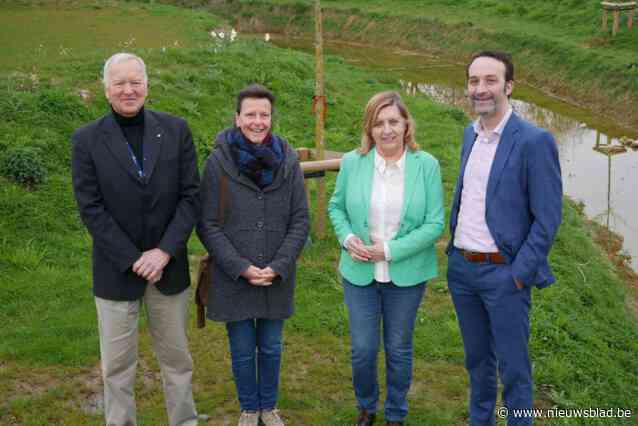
471, 96, 497, 116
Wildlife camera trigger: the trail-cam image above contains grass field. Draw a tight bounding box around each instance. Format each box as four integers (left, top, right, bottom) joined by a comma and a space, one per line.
1, 1, 637, 425
0, 1, 219, 70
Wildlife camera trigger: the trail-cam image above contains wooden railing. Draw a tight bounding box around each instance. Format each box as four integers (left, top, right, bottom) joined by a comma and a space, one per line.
297, 147, 343, 237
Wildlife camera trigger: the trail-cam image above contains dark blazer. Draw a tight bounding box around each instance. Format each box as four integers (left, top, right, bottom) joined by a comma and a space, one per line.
196, 128, 310, 322
447, 112, 563, 288
71, 110, 200, 301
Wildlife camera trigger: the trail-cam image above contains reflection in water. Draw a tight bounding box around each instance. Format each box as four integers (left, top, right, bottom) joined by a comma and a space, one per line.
400, 80, 638, 270
591, 133, 632, 231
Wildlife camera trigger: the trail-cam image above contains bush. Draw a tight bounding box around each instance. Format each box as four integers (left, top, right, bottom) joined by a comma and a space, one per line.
1, 146, 47, 188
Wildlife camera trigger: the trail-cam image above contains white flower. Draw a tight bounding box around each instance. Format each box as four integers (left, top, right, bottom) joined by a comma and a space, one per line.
219, 31, 225, 39
210, 30, 217, 38
264, 33, 270, 42
230, 28, 237, 42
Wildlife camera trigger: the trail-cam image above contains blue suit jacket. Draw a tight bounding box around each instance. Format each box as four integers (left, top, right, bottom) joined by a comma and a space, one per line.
447, 112, 563, 288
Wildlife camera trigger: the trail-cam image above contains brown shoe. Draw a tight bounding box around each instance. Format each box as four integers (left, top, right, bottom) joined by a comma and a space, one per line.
356, 409, 376, 426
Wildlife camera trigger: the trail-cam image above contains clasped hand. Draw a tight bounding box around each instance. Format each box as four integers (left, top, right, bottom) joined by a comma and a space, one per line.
346, 236, 386, 262
241, 265, 278, 286
132, 248, 170, 284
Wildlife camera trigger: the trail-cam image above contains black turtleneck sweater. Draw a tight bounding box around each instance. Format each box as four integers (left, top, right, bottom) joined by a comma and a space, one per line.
113, 107, 145, 171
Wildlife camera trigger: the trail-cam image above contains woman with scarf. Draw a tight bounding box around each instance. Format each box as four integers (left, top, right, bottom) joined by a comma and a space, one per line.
197, 84, 310, 426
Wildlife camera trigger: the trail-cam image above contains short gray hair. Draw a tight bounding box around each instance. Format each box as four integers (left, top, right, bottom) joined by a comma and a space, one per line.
102, 52, 147, 88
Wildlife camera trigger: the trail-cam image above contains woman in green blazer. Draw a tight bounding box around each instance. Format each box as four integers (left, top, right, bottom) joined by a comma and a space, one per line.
328, 91, 444, 426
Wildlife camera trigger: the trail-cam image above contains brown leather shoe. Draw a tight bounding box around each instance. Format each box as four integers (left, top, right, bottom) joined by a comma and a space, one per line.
386, 422, 403, 426
356, 409, 376, 426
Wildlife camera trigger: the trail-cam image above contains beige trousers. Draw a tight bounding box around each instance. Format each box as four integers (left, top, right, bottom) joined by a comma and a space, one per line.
95, 284, 197, 426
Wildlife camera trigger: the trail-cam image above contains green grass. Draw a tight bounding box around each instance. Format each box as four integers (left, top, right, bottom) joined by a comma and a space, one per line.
245, 0, 636, 44
1, 2, 637, 425
0, 1, 221, 71
194, 0, 638, 129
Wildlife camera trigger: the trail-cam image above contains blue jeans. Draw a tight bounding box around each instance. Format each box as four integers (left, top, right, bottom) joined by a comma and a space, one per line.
226, 318, 284, 412
447, 248, 533, 426
343, 279, 426, 422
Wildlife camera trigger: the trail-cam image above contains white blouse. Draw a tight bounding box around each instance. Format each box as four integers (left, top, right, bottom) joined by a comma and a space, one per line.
368, 148, 406, 282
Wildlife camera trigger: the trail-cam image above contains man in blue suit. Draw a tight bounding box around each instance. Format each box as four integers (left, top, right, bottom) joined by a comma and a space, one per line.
447, 51, 562, 425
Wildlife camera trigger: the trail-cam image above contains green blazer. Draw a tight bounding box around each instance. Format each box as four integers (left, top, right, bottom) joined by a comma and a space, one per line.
328, 148, 445, 286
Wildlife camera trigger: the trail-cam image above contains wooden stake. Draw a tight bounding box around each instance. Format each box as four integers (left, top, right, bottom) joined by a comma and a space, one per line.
314, 0, 327, 239
297, 148, 312, 208
602, 8, 608, 31
607, 153, 611, 230
595, 130, 601, 148
613, 9, 620, 35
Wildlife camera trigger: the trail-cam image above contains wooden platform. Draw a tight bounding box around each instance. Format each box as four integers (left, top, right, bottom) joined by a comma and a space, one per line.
594, 145, 627, 155
601, 1, 637, 35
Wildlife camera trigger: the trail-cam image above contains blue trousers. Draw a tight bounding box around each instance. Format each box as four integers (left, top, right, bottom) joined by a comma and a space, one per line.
343, 279, 426, 422
447, 248, 533, 426
226, 318, 284, 412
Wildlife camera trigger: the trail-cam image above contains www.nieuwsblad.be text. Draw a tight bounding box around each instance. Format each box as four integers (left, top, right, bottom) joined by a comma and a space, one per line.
497, 407, 633, 419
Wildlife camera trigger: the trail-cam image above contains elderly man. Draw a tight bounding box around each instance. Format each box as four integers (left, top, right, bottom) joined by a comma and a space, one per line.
71, 53, 200, 426
447, 51, 562, 426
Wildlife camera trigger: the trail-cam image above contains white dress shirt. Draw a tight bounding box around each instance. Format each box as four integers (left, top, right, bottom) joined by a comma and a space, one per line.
369, 148, 405, 282
454, 108, 512, 252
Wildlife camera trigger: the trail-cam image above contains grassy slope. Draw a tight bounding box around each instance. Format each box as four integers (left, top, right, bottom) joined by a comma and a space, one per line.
0, 1, 637, 425
193, 0, 638, 128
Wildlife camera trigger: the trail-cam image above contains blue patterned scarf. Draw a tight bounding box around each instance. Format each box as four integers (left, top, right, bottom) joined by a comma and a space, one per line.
227, 127, 285, 188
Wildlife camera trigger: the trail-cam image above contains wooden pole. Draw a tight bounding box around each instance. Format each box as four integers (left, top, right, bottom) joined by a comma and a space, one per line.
613, 9, 620, 35
297, 148, 312, 206
300, 159, 341, 174
602, 8, 608, 31
314, 0, 327, 238
628, 8, 635, 29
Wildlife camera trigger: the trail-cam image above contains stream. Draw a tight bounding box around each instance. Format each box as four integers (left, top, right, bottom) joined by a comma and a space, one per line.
270, 35, 638, 271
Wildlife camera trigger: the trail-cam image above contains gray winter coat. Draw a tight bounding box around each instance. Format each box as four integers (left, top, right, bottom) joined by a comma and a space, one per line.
196, 128, 310, 322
